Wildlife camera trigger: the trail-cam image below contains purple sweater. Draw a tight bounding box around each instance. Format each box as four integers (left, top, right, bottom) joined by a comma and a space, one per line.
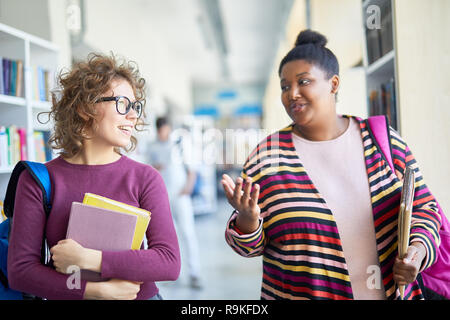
7, 156, 180, 300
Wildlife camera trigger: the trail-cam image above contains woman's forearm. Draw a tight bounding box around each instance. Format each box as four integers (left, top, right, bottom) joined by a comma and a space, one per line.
83, 281, 104, 299
81, 248, 102, 273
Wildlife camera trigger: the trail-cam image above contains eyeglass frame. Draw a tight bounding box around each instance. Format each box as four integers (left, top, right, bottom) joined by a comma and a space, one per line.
95, 95, 143, 118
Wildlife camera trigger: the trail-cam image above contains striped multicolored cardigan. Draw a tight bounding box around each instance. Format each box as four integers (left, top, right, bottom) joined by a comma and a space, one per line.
225, 116, 441, 300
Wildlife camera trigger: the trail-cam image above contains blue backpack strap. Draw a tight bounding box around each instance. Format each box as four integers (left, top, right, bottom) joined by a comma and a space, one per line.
3, 161, 52, 219
22, 161, 52, 269
0, 219, 11, 289
1, 161, 51, 298
22, 161, 52, 216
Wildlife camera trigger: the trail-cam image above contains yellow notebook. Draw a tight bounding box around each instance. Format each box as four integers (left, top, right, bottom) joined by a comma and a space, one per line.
82, 193, 151, 250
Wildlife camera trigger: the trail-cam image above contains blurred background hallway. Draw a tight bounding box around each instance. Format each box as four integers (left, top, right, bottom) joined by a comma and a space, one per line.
0, 0, 449, 300
158, 197, 262, 300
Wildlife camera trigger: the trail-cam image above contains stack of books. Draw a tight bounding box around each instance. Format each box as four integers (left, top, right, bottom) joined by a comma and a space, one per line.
0, 57, 23, 97
368, 77, 397, 130
66, 193, 151, 281
33, 130, 52, 162
31, 66, 54, 102
0, 125, 27, 169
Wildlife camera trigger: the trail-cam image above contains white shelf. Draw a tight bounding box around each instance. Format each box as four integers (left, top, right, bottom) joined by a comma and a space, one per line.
0, 167, 13, 174
0, 23, 59, 194
366, 50, 395, 75
0, 94, 26, 106
362, 0, 400, 132
32, 100, 52, 110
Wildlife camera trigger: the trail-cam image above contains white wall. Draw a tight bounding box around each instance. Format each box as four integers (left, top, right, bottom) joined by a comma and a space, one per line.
0, 0, 73, 86
337, 66, 367, 119
48, 0, 72, 71
310, 0, 364, 71
394, 0, 450, 215
310, 0, 366, 119
262, 0, 306, 133
0, 0, 51, 40
81, 0, 193, 117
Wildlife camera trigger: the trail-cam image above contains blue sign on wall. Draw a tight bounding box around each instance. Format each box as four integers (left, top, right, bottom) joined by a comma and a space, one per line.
234, 104, 262, 116
194, 105, 220, 118
216, 90, 237, 100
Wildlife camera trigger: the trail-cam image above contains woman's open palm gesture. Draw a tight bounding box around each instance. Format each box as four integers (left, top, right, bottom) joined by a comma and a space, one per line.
221, 174, 261, 234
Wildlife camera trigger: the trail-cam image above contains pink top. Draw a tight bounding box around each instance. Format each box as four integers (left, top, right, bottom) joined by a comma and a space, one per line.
7, 156, 180, 300
292, 117, 386, 300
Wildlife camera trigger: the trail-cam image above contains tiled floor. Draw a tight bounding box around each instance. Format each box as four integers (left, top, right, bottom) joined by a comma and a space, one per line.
157, 197, 262, 300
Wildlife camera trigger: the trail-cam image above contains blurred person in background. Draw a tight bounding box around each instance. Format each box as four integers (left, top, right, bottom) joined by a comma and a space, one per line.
221, 30, 441, 300
149, 117, 203, 289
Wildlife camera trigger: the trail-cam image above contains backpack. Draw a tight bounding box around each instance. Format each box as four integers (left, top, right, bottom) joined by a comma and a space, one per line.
366, 115, 450, 300
0, 161, 52, 300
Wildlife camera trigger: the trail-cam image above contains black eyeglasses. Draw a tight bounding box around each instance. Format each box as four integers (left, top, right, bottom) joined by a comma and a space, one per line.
95, 96, 143, 118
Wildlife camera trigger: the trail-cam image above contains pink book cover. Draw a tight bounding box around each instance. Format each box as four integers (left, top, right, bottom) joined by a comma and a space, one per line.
66, 202, 138, 281
17, 128, 27, 161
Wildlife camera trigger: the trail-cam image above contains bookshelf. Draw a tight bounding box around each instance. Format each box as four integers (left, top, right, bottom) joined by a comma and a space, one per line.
0, 22, 59, 199
362, 0, 399, 131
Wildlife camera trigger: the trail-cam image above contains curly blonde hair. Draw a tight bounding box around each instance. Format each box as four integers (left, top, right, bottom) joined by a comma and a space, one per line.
39, 52, 147, 158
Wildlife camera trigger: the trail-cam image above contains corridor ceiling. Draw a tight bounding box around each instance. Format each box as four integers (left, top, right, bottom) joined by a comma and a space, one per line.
78, 0, 294, 86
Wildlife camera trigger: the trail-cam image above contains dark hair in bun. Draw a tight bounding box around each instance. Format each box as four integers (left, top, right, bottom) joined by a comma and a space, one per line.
295, 29, 328, 47
278, 29, 339, 79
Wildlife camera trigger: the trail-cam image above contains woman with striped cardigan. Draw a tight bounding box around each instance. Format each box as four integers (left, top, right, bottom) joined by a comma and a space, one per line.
222, 30, 441, 300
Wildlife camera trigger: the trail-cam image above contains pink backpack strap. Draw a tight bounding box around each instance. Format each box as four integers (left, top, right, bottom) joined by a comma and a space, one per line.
366, 115, 395, 173
367, 115, 450, 299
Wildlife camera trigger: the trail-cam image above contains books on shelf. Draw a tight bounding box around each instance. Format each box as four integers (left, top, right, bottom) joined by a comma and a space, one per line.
0, 58, 53, 101
82, 193, 151, 250
379, 0, 394, 57
33, 130, 52, 162
0, 125, 27, 169
381, 78, 397, 130
0, 23, 60, 219
32, 66, 54, 102
368, 77, 397, 130
0, 59, 3, 95
0, 126, 8, 169
0, 57, 24, 97
18, 128, 27, 161
0, 200, 5, 222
